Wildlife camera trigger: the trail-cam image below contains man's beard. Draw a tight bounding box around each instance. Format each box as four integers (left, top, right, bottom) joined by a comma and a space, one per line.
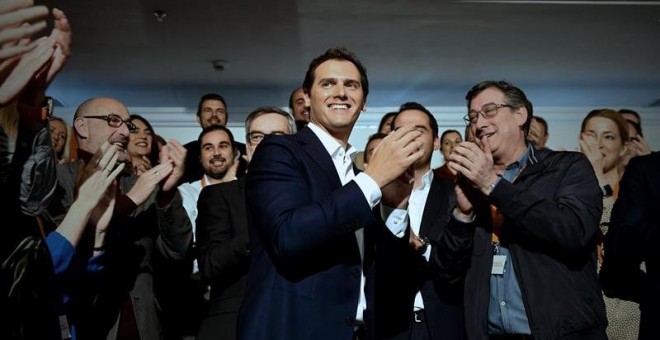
207, 167, 228, 180
205, 157, 233, 180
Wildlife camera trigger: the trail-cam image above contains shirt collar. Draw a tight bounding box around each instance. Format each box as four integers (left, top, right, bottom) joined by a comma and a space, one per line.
417, 169, 434, 191
307, 122, 357, 161
502, 143, 534, 182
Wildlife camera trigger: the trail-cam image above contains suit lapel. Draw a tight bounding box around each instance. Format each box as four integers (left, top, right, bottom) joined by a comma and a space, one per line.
419, 178, 448, 240
296, 127, 342, 188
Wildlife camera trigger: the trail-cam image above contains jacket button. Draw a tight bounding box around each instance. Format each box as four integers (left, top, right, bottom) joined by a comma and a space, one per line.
352, 268, 360, 278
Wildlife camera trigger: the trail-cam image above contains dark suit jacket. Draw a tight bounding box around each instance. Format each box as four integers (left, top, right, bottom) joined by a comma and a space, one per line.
195, 178, 250, 340
237, 127, 377, 340
373, 175, 465, 340
601, 152, 660, 340
182, 140, 247, 184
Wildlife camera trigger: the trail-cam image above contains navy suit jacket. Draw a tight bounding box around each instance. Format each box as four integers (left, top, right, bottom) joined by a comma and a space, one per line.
373, 175, 465, 339
237, 127, 377, 340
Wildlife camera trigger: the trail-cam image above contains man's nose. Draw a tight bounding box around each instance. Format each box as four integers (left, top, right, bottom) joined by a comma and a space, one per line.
333, 84, 347, 98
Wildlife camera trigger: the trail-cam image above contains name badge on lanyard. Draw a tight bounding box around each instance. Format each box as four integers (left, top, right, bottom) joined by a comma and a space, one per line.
492, 254, 506, 275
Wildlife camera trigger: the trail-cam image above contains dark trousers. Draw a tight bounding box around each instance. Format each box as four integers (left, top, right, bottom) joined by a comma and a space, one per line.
382, 310, 431, 340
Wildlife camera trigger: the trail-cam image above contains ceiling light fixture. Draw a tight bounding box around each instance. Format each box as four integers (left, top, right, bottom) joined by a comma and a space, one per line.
211, 60, 226, 72
153, 10, 167, 23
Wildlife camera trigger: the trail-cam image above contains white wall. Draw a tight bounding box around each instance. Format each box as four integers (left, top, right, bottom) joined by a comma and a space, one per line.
54, 106, 660, 168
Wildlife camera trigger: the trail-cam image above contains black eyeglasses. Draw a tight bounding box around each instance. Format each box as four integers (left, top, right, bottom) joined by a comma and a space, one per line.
464, 103, 513, 125
83, 114, 137, 132
247, 131, 285, 145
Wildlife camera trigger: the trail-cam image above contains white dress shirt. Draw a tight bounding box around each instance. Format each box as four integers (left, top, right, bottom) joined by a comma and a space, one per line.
307, 122, 381, 322
383, 169, 434, 312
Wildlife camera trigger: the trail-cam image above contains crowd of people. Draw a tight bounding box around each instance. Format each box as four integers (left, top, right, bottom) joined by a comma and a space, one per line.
1, 2, 658, 340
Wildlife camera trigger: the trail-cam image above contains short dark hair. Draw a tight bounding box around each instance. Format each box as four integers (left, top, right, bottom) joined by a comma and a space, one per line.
392, 102, 439, 138
197, 125, 235, 151
533, 116, 548, 135
378, 111, 397, 133
302, 47, 369, 98
618, 108, 642, 136
465, 80, 533, 136
363, 132, 388, 164
440, 129, 462, 145
196, 93, 227, 117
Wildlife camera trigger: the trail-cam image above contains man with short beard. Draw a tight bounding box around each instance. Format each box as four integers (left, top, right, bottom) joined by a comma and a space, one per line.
46, 97, 193, 340
177, 124, 239, 337
179, 125, 238, 237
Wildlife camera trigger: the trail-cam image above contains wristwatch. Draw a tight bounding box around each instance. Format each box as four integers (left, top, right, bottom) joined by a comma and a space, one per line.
601, 184, 613, 197
417, 235, 430, 255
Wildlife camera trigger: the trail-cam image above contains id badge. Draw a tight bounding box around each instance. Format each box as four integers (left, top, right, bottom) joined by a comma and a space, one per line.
491, 255, 506, 275
59, 315, 71, 339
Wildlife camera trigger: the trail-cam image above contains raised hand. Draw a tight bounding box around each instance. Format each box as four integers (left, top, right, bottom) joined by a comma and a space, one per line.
0, 0, 48, 62
527, 118, 545, 149
222, 151, 241, 182
447, 136, 498, 195
0, 7, 71, 105
579, 131, 605, 178
44, 8, 70, 83
364, 126, 424, 188
158, 139, 186, 191
125, 162, 173, 206
76, 142, 120, 189
82, 146, 124, 235
58, 144, 124, 247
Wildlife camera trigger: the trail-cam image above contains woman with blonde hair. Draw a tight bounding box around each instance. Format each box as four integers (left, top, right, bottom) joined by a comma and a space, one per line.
579, 108, 638, 340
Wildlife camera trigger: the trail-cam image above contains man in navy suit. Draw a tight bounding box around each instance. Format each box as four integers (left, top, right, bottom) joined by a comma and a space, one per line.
237, 47, 426, 339
373, 102, 465, 340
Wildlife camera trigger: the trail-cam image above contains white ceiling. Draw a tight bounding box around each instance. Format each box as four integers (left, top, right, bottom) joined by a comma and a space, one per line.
46, 0, 660, 112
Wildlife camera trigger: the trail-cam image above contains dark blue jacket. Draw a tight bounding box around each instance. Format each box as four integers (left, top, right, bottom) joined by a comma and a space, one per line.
238, 127, 376, 340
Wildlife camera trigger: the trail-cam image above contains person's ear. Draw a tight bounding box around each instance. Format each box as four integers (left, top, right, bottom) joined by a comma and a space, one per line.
515, 107, 528, 130
620, 140, 629, 158
432, 136, 440, 151
73, 117, 88, 139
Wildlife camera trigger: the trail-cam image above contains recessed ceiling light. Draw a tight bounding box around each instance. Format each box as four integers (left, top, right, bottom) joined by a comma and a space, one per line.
153, 10, 167, 23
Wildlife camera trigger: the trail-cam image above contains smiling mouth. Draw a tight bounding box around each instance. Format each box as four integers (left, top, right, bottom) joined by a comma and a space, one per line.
476, 130, 494, 139
328, 104, 350, 110
210, 158, 226, 166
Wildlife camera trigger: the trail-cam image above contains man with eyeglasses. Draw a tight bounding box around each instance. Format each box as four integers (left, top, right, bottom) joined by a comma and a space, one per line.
195, 106, 295, 340
432, 80, 607, 340
46, 97, 193, 339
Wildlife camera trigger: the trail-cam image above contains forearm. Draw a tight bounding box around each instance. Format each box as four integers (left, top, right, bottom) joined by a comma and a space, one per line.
56, 200, 94, 247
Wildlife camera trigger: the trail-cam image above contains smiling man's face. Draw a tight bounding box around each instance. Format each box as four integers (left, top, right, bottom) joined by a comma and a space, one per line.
305, 59, 365, 141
